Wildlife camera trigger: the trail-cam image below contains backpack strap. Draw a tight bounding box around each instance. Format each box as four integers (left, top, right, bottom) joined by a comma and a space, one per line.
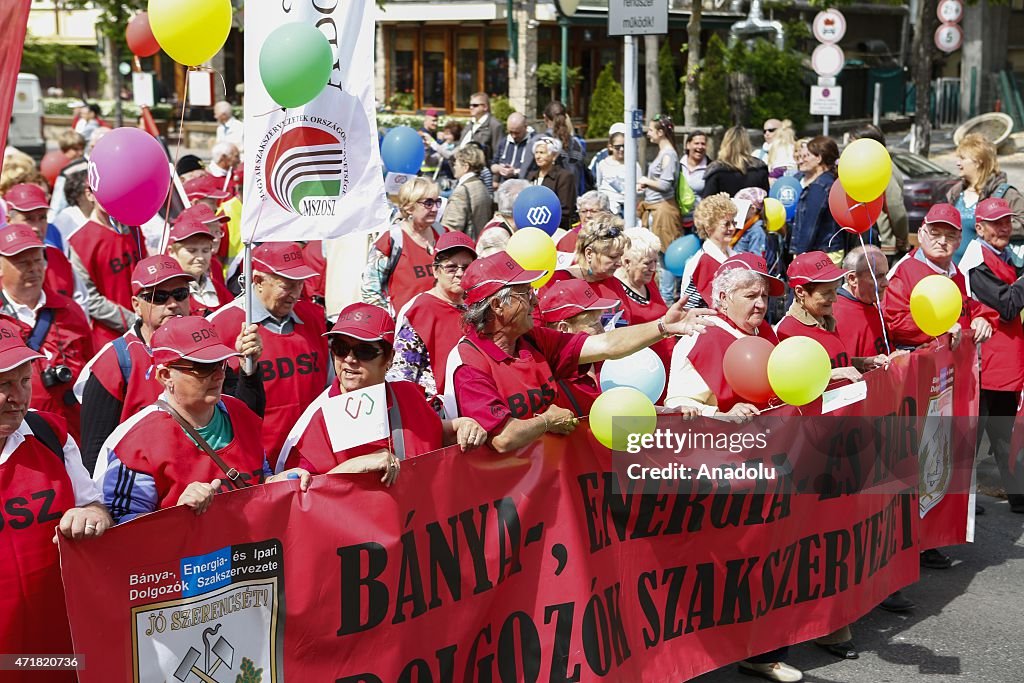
111, 336, 132, 386
993, 183, 1011, 200
381, 223, 405, 296
24, 411, 63, 461
26, 308, 55, 351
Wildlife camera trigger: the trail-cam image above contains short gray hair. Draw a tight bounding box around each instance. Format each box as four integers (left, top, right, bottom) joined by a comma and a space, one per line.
710, 268, 767, 312
622, 228, 661, 260
533, 136, 563, 157
463, 285, 514, 332
577, 190, 610, 212
496, 179, 529, 216
843, 244, 886, 273
211, 142, 238, 162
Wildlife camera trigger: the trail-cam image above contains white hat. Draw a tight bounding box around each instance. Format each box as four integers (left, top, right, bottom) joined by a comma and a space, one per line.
608, 122, 628, 137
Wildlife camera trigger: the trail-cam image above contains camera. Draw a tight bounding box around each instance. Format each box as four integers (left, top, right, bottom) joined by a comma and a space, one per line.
41, 365, 73, 388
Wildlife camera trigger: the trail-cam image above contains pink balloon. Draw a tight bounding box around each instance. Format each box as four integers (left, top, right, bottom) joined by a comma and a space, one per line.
87, 128, 170, 226
0, 198, 7, 226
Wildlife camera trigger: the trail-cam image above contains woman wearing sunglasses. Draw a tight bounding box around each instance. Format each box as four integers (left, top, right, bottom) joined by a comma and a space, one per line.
594, 131, 642, 217
278, 303, 487, 482
96, 316, 308, 523
76, 256, 264, 476
387, 232, 478, 413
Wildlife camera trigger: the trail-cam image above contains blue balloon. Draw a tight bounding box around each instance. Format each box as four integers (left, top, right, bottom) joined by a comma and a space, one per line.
512, 185, 562, 236
600, 347, 666, 403
664, 234, 701, 277
770, 176, 803, 221
381, 126, 425, 175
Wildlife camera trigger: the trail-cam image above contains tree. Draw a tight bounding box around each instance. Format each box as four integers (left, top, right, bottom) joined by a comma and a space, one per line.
658, 38, 679, 119
682, 0, 703, 127
644, 36, 661, 120
728, 39, 809, 130
697, 34, 730, 127
536, 63, 582, 105
587, 63, 624, 140
910, 0, 938, 155
21, 34, 102, 80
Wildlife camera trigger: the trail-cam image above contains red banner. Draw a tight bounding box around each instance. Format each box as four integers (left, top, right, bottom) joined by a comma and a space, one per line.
60, 340, 976, 682
0, 0, 31, 155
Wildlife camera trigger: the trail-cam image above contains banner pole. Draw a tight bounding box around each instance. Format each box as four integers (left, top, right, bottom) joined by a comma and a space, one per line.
243, 242, 254, 376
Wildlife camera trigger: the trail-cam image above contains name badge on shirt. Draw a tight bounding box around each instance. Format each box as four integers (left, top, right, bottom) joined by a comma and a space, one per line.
323, 383, 390, 453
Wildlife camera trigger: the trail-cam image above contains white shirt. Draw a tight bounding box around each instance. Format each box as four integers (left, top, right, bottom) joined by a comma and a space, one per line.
460, 114, 490, 148
2, 288, 47, 327
191, 275, 220, 308
215, 116, 244, 148
0, 417, 101, 506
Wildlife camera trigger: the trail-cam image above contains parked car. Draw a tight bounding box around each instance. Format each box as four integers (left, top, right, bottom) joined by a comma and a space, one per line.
891, 151, 958, 232
9, 74, 46, 160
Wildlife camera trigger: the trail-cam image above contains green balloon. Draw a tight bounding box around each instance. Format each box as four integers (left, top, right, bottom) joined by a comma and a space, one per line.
259, 23, 334, 109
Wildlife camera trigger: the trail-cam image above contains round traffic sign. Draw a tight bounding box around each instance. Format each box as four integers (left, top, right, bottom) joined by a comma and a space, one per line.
934, 23, 963, 53
811, 44, 846, 78
812, 9, 847, 44
937, 0, 963, 24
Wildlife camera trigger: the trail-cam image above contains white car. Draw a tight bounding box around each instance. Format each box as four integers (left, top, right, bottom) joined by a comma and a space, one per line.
9, 73, 46, 159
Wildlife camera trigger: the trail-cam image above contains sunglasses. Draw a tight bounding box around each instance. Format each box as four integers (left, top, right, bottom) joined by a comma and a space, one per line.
330, 339, 386, 361
469, 103, 484, 108
418, 198, 442, 209
140, 287, 190, 305
584, 226, 623, 246
764, 127, 778, 134
435, 262, 470, 275
611, 144, 625, 151
167, 359, 226, 378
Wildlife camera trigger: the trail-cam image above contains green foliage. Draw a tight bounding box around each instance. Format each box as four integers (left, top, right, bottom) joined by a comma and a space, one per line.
21, 35, 101, 78
387, 91, 415, 111
235, 657, 263, 683
698, 35, 730, 127
587, 63, 624, 140
728, 38, 809, 130
782, 19, 813, 53
490, 95, 516, 124
44, 97, 174, 120
658, 39, 679, 119
536, 62, 582, 89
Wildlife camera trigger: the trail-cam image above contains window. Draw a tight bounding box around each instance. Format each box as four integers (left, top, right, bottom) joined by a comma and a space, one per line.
484, 31, 509, 96
422, 33, 446, 109
455, 33, 480, 109
390, 33, 415, 105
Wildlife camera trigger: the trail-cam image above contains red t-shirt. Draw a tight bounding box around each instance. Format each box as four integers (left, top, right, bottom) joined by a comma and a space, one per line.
776, 314, 852, 368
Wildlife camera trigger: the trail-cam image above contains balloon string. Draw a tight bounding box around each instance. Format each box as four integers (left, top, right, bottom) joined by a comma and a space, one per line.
252, 106, 286, 119
245, 197, 266, 246
858, 232, 892, 355
159, 64, 192, 253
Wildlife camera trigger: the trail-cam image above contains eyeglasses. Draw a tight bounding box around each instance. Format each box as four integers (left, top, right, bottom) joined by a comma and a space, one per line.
611, 145, 625, 151
436, 262, 470, 275
330, 339, 386, 361
923, 227, 961, 244
764, 127, 778, 134
140, 287, 190, 305
417, 198, 442, 209
167, 360, 226, 378
469, 103, 484, 109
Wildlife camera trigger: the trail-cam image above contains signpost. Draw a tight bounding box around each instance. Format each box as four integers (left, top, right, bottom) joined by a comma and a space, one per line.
934, 0, 964, 54
811, 9, 845, 136
608, 0, 668, 229
810, 86, 843, 116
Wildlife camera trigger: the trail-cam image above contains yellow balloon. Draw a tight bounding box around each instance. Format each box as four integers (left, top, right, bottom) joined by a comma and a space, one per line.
763, 197, 786, 232
589, 387, 657, 451
767, 337, 831, 406
148, 0, 233, 66
838, 138, 893, 203
506, 227, 557, 289
910, 274, 962, 337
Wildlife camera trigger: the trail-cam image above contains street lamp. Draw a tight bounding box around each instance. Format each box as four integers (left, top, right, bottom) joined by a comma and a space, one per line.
555, 0, 579, 104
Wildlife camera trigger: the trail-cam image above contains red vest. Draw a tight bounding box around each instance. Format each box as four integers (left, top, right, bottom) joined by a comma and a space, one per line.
375, 227, 446, 314
211, 300, 328, 457
833, 291, 890, 357
0, 413, 77, 682
81, 331, 160, 422
290, 380, 443, 474
110, 396, 266, 509
777, 314, 852, 368
67, 220, 142, 348
44, 245, 77, 302
554, 367, 601, 417
400, 292, 466, 395
688, 315, 778, 413
977, 248, 1024, 392
691, 252, 723, 304
455, 335, 560, 420
188, 277, 234, 318
302, 240, 327, 301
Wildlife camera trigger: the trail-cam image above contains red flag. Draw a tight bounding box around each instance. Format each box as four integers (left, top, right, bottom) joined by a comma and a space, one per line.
138, 105, 160, 138
0, 1, 32, 155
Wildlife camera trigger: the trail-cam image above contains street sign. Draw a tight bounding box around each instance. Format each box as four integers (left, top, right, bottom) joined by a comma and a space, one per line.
937, 0, 963, 24
810, 86, 843, 116
608, 0, 669, 36
812, 9, 847, 44
631, 109, 645, 139
811, 44, 846, 77
132, 72, 155, 108
934, 23, 963, 53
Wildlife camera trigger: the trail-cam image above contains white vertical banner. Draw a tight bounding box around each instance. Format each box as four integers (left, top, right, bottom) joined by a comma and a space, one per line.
243, 0, 389, 242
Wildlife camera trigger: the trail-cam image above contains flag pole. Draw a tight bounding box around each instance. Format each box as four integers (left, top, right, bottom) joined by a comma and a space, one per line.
243, 241, 254, 376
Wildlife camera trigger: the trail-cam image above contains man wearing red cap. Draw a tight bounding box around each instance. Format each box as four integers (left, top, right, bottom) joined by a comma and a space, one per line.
280, 303, 487, 477
443, 252, 712, 451
183, 174, 231, 211
66, 183, 144, 350
166, 212, 233, 316
3, 183, 86, 311
76, 256, 263, 475
0, 318, 111, 678
959, 197, 1024, 513
0, 226, 93, 439
884, 204, 996, 348
95, 317, 307, 523
210, 242, 328, 461
834, 245, 894, 357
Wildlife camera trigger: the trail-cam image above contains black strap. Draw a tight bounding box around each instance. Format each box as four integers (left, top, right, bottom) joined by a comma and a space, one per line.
156, 399, 252, 489
556, 379, 584, 418
25, 412, 63, 461
26, 309, 54, 351
386, 384, 406, 460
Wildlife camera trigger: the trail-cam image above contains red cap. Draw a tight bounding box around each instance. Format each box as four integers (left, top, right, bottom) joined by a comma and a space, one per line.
462, 251, 548, 305
175, 203, 229, 226
252, 242, 318, 280
0, 319, 44, 372
0, 225, 44, 256
4, 184, 49, 212
707, 253, 785, 300
976, 197, 1014, 222
326, 303, 396, 345
425, 108, 439, 117
184, 175, 230, 201
167, 215, 214, 244
539, 279, 618, 323
787, 251, 848, 287
150, 316, 239, 366
131, 255, 191, 294
923, 203, 962, 231
435, 231, 477, 259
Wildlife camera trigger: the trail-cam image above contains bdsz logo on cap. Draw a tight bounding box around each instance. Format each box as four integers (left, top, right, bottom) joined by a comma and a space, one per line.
283, 250, 301, 263
146, 261, 175, 275
814, 258, 831, 271
0, 327, 16, 340
191, 329, 217, 343
339, 310, 371, 323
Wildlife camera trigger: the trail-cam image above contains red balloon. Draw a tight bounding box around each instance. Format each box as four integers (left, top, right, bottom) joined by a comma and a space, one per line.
722, 336, 776, 404
126, 12, 160, 58
829, 180, 885, 234
40, 151, 69, 188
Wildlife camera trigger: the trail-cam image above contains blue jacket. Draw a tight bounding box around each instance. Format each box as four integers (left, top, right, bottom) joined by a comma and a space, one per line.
791, 171, 839, 255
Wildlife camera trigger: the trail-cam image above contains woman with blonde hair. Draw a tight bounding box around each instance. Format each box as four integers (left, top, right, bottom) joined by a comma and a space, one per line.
680, 193, 738, 308
766, 120, 797, 179
701, 126, 769, 197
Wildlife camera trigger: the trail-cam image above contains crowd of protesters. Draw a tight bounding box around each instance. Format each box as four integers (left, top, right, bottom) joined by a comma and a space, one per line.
2, 94, 1023, 683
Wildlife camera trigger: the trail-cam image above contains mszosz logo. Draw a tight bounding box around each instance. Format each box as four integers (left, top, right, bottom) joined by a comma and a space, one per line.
262, 124, 349, 217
